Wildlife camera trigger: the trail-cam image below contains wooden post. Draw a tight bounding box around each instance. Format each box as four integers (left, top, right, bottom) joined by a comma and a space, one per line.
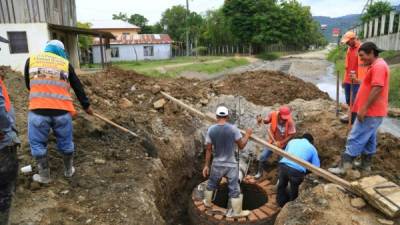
160, 91, 353, 191
99, 35, 104, 70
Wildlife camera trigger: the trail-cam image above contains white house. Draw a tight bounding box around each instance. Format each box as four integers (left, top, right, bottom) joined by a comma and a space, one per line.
91, 21, 173, 63
0, 0, 113, 71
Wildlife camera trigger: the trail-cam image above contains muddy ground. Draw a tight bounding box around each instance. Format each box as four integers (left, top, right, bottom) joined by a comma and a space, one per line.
2, 65, 400, 225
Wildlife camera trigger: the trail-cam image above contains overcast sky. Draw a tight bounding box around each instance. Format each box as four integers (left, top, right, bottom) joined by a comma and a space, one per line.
76, 0, 400, 24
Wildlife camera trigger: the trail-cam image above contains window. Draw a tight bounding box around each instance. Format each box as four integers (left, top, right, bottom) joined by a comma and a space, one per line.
7, 32, 28, 54
111, 47, 119, 58
144, 46, 154, 57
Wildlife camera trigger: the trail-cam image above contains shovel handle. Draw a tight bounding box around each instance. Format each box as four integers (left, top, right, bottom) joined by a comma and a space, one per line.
93, 113, 138, 137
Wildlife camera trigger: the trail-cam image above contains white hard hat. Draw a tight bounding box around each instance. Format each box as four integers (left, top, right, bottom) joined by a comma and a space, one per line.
216, 106, 229, 117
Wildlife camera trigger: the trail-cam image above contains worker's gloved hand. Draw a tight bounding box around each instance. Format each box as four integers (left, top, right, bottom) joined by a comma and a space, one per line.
202, 166, 210, 178
85, 106, 94, 115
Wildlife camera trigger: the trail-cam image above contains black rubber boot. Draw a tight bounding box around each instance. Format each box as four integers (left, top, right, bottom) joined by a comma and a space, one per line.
328, 153, 354, 175
32, 156, 51, 184
63, 154, 75, 178
254, 161, 264, 180
360, 154, 373, 172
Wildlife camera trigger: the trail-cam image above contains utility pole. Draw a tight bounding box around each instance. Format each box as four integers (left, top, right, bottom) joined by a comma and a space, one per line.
186, 0, 190, 56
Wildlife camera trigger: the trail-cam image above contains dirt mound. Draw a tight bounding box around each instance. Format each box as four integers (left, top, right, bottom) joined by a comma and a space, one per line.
275, 182, 398, 225
3, 66, 400, 225
215, 71, 330, 106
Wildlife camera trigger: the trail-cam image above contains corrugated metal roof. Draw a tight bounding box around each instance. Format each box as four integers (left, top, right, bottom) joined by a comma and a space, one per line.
93, 34, 173, 45
91, 20, 140, 29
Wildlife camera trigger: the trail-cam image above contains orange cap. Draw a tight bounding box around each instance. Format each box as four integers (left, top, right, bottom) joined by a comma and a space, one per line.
341, 31, 356, 44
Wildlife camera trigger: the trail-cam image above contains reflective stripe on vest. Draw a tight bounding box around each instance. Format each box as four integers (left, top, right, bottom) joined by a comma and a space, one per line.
29, 92, 73, 101
0, 79, 11, 112
29, 52, 75, 114
270, 111, 290, 137
30, 79, 70, 90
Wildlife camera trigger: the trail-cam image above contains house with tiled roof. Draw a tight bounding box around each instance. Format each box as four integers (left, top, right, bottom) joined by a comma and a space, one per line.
91, 20, 172, 63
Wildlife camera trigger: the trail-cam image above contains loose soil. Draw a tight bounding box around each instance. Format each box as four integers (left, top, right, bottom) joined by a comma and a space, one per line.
1, 66, 399, 225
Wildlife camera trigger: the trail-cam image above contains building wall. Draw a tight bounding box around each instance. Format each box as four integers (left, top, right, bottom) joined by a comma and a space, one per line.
93, 28, 140, 37
93, 44, 171, 63
0, 0, 76, 26
0, 23, 49, 71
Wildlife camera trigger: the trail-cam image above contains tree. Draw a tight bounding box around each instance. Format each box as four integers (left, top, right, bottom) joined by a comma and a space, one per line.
160, 5, 188, 42
77, 22, 92, 49
199, 9, 236, 47
361, 1, 393, 23
112, 12, 157, 34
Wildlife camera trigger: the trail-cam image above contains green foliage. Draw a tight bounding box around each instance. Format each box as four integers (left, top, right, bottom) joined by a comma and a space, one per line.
192, 46, 208, 56
199, 9, 236, 46
112, 12, 161, 34
221, 0, 327, 50
361, 1, 393, 23
77, 22, 92, 49
160, 5, 189, 42
389, 67, 400, 108
256, 52, 280, 60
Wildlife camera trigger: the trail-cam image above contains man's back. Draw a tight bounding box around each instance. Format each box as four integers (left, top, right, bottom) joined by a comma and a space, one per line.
279, 138, 320, 173
206, 123, 242, 168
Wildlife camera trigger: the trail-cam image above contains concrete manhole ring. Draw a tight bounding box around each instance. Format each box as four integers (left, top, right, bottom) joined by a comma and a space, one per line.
189, 179, 280, 225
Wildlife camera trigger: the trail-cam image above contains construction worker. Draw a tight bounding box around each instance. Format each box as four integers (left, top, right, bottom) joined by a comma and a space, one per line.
255, 106, 296, 179
24, 40, 93, 184
329, 42, 389, 175
340, 31, 368, 124
202, 106, 253, 218
277, 133, 320, 207
0, 74, 20, 225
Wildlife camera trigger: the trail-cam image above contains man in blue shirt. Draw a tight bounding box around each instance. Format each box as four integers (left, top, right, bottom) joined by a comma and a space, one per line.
203, 106, 253, 218
0, 74, 20, 225
277, 133, 320, 207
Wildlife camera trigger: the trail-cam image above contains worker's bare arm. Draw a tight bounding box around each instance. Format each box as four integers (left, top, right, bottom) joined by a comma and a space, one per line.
236, 128, 253, 150
279, 133, 296, 148
202, 144, 212, 178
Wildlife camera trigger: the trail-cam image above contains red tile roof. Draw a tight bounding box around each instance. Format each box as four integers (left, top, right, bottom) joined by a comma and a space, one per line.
93, 34, 173, 45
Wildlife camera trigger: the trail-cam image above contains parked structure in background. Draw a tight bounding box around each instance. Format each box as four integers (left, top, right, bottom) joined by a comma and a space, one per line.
350, 7, 400, 50
0, 0, 113, 72
91, 20, 172, 63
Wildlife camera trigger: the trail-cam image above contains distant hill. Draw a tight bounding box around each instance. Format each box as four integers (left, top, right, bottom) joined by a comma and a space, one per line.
314, 14, 361, 43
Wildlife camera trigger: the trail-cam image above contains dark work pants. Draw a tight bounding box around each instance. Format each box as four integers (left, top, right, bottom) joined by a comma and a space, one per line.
0, 145, 18, 225
277, 163, 305, 207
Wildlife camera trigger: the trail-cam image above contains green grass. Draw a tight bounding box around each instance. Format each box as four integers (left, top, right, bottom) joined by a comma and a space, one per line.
114, 57, 249, 77
389, 67, 400, 108
328, 47, 400, 108
256, 52, 281, 60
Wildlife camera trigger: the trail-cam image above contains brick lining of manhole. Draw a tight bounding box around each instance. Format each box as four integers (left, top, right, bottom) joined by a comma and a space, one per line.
191, 179, 280, 223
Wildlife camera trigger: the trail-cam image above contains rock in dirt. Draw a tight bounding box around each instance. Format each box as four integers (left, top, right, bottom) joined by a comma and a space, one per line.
119, 98, 133, 109
151, 84, 161, 94
94, 158, 106, 164
377, 218, 394, 225
153, 98, 167, 109
200, 98, 208, 105
351, 197, 367, 209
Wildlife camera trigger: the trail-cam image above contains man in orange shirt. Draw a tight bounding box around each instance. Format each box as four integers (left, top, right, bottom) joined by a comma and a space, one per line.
255, 106, 296, 179
329, 42, 389, 175
340, 31, 368, 124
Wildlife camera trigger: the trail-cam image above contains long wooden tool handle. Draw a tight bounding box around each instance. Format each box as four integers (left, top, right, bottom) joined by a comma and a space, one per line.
161, 91, 354, 192
93, 113, 138, 137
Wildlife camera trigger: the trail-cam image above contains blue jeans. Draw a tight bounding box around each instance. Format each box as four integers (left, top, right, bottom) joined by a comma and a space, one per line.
28, 112, 74, 158
345, 117, 383, 157
344, 83, 360, 105
259, 147, 273, 163
206, 165, 240, 198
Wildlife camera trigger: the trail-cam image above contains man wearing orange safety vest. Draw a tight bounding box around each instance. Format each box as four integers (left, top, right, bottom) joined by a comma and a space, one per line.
0, 72, 20, 225
255, 106, 296, 179
24, 40, 93, 184
340, 31, 368, 124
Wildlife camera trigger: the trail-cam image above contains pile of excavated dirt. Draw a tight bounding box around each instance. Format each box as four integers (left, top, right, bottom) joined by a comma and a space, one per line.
215, 71, 330, 106
2, 66, 399, 225
275, 181, 399, 225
